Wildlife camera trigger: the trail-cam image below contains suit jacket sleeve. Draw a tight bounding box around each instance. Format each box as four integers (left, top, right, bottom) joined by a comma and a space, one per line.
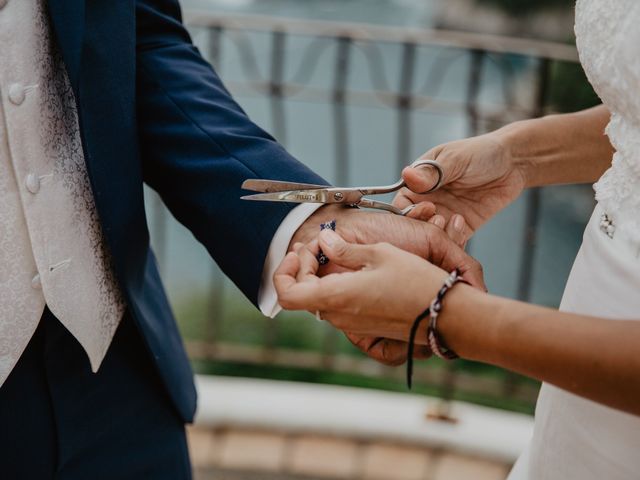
135, 0, 328, 305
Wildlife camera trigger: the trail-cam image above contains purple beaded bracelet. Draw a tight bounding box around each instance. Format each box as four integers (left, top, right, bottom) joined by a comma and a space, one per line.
427, 270, 465, 361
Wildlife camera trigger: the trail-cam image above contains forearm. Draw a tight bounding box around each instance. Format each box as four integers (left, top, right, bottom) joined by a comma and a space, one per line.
136, 0, 330, 303
438, 286, 640, 416
496, 105, 614, 187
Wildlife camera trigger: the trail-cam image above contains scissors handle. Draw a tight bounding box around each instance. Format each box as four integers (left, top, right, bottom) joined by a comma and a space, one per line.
356, 160, 443, 196
357, 178, 406, 196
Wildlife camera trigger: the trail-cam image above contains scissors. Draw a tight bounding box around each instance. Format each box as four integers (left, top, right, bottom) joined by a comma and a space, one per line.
240, 160, 444, 216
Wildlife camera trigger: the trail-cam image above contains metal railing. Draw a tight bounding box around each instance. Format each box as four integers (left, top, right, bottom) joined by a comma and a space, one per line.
151, 10, 585, 415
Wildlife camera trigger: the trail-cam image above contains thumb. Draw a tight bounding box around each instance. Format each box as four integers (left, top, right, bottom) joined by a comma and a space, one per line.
319, 230, 374, 270
403, 160, 444, 195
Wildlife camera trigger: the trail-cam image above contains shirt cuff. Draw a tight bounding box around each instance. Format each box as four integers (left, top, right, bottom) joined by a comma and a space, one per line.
258, 203, 324, 318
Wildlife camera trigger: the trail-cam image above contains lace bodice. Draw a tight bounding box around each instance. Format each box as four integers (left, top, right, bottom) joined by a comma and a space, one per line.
575, 0, 640, 243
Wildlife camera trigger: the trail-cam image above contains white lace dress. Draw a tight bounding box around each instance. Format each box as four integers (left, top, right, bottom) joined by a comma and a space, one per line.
508, 1, 640, 478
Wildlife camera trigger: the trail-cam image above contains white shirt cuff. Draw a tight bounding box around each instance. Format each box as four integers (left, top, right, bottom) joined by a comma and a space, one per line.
258, 203, 324, 318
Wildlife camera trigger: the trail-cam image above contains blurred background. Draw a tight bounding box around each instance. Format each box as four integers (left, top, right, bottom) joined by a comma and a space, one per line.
145, 0, 599, 478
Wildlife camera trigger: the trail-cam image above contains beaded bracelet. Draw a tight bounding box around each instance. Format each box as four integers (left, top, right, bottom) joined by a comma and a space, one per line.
406, 269, 465, 389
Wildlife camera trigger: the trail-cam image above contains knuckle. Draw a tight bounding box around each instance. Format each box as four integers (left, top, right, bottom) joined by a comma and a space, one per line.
333, 242, 349, 257
353, 336, 369, 349
279, 297, 294, 310
420, 145, 442, 161
381, 342, 406, 366
385, 357, 405, 367
329, 316, 347, 330
323, 285, 347, 311
471, 256, 484, 273
279, 294, 298, 310
370, 243, 391, 262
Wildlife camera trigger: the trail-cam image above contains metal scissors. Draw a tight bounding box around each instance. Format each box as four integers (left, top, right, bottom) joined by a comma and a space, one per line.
240, 160, 444, 216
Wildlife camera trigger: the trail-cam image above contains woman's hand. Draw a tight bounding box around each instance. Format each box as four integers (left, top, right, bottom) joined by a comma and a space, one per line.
395, 132, 527, 243
397, 107, 615, 243
287, 201, 483, 365
275, 229, 483, 344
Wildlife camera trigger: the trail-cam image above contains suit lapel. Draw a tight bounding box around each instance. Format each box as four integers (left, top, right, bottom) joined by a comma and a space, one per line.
47, 0, 86, 92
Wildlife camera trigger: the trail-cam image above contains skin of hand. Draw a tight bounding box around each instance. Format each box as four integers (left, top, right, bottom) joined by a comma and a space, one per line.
397, 106, 614, 243
395, 132, 526, 244
278, 229, 465, 342
278, 231, 640, 417
287, 204, 485, 365
288, 204, 484, 281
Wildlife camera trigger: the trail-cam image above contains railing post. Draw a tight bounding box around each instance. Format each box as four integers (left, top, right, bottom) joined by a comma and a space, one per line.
517, 57, 550, 303
321, 36, 353, 369
151, 194, 167, 275
466, 49, 485, 137
257, 29, 290, 360
505, 57, 551, 398
397, 41, 417, 172
205, 266, 225, 350
333, 36, 352, 185
270, 29, 288, 146
203, 25, 227, 354
428, 49, 485, 417
208, 25, 223, 69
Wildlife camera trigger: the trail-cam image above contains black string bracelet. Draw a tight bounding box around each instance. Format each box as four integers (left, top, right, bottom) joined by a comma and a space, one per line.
406, 269, 464, 389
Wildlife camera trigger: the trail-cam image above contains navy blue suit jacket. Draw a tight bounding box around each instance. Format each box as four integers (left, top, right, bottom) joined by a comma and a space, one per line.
47, 0, 327, 422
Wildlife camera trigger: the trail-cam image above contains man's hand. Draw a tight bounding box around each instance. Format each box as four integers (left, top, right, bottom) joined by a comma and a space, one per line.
290, 204, 485, 288
277, 231, 484, 353
287, 204, 485, 366
343, 333, 432, 366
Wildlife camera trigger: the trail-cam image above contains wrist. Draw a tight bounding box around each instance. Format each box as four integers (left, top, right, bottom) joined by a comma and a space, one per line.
288, 204, 348, 251
434, 283, 496, 361
492, 122, 537, 189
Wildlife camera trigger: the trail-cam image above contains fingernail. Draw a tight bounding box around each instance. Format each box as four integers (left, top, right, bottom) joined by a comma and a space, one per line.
434, 216, 445, 228
320, 229, 341, 247
453, 215, 465, 232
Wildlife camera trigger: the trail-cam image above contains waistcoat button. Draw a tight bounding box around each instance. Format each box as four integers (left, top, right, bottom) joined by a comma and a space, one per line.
31, 274, 41, 290
8, 83, 26, 105
25, 173, 40, 194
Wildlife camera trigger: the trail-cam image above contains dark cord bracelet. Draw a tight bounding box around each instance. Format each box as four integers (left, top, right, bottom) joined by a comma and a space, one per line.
406, 269, 465, 389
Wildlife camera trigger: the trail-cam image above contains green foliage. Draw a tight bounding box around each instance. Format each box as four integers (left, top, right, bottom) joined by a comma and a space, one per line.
549, 61, 601, 113
476, 0, 575, 16
176, 290, 538, 414
175, 289, 356, 353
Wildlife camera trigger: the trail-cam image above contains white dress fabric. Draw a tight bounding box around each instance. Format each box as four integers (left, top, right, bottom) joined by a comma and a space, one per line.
508, 1, 640, 478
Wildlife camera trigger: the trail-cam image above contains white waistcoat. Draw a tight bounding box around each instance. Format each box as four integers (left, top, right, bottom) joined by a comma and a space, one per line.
0, 0, 125, 386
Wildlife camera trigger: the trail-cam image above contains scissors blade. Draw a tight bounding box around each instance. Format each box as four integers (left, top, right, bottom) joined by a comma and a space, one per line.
241, 189, 337, 204
241, 179, 329, 193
